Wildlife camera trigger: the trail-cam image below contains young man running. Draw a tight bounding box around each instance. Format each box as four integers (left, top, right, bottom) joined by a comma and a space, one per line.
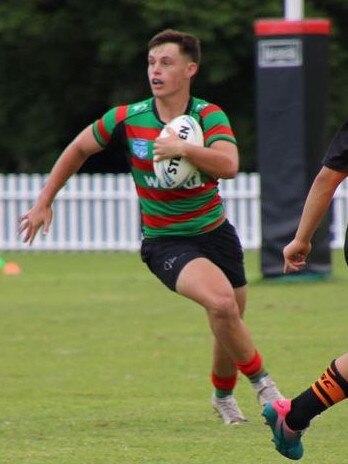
263, 117, 348, 459
19, 29, 282, 424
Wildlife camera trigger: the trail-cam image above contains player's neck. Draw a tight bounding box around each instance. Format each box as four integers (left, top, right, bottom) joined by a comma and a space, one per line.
154, 93, 191, 123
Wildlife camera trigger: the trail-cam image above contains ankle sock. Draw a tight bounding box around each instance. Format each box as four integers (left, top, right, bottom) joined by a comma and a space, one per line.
211, 372, 237, 397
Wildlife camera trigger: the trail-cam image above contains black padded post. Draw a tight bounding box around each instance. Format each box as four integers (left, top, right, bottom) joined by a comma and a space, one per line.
254, 19, 331, 278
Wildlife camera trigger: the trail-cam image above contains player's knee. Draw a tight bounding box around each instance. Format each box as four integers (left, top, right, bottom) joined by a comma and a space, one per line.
206, 293, 239, 320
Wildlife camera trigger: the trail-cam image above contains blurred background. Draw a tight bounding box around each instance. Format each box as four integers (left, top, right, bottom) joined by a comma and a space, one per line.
0, 0, 347, 175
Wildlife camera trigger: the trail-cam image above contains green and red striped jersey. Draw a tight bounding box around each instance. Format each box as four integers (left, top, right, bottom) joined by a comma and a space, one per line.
92, 96, 237, 238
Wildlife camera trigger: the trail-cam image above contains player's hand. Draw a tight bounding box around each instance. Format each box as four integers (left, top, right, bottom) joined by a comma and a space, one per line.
153, 127, 185, 161
18, 204, 53, 245
283, 239, 312, 273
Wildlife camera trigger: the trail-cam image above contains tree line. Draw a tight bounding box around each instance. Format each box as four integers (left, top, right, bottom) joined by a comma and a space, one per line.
0, 0, 347, 173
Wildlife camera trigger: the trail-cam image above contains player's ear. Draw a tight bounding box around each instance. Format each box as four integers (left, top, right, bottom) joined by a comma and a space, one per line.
187, 62, 198, 79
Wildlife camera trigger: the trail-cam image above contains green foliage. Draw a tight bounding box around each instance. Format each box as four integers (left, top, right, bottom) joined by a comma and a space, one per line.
0, 250, 347, 463
0, 0, 347, 172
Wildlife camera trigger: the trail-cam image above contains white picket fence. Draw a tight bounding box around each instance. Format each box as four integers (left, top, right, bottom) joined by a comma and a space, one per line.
1, 173, 347, 251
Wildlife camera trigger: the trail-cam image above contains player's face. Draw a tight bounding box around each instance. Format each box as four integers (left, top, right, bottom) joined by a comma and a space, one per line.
148, 43, 197, 99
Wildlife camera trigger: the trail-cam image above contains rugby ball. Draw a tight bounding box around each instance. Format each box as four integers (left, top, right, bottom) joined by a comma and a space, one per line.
154, 115, 204, 189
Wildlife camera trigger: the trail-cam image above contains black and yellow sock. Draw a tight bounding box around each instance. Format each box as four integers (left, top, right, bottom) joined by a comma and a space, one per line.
286, 360, 348, 430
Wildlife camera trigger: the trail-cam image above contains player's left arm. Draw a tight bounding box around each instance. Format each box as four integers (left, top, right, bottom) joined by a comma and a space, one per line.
153, 129, 238, 179
181, 139, 238, 179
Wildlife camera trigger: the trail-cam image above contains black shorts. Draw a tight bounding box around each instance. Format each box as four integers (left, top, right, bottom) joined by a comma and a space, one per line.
140, 220, 247, 291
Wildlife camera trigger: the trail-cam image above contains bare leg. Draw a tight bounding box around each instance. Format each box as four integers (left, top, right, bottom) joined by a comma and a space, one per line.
335, 352, 348, 380
212, 286, 247, 377
176, 257, 255, 364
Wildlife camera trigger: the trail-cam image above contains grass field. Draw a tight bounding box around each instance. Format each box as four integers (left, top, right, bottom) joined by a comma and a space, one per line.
0, 250, 347, 464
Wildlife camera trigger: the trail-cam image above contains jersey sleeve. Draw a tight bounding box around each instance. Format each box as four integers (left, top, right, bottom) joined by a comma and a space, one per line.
199, 104, 237, 147
322, 118, 348, 172
92, 105, 128, 147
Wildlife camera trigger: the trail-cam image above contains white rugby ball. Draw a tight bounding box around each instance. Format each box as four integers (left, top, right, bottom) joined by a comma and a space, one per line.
154, 115, 204, 189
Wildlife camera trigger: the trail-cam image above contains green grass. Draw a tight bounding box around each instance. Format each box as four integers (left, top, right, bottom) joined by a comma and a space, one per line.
0, 250, 347, 463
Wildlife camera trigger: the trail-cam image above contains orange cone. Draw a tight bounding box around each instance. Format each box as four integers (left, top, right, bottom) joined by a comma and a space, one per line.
2, 262, 22, 275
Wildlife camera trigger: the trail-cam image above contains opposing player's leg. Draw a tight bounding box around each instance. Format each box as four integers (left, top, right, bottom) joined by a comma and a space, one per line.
176, 257, 282, 410
262, 399, 304, 460
263, 353, 348, 460
336, 352, 348, 380
286, 355, 348, 430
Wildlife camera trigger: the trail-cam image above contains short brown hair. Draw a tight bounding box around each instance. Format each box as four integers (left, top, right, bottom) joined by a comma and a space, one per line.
148, 29, 201, 65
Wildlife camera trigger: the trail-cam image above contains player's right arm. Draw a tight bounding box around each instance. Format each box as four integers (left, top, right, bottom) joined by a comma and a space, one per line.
19, 125, 103, 245
283, 166, 347, 273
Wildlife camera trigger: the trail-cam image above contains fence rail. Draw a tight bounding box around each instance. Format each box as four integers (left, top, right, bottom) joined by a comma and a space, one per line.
1, 173, 347, 251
